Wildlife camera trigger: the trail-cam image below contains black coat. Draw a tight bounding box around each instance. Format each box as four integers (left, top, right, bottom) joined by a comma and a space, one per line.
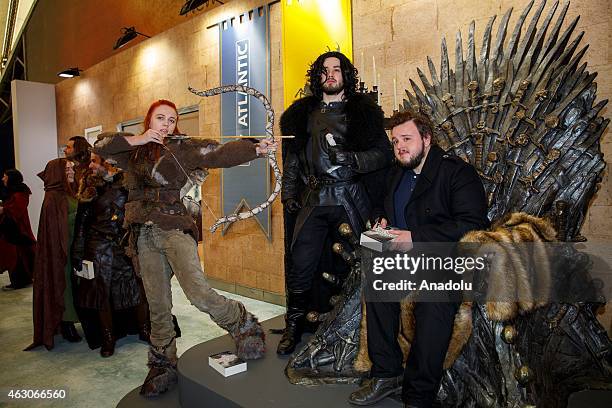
280, 94, 393, 241
72, 173, 143, 310
373, 145, 490, 242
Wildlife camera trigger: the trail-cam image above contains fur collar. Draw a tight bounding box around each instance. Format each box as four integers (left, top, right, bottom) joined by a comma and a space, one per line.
280, 93, 385, 154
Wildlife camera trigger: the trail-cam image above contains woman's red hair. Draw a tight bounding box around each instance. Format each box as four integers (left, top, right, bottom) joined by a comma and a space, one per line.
143, 99, 181, 135
134, 99, 181, 163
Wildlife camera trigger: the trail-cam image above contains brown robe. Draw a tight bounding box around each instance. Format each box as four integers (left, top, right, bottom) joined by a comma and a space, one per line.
25, 158, 77, 350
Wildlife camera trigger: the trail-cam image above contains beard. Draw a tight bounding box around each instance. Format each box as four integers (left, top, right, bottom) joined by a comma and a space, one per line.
398, 146, 425, 169
322, 81, 344, 96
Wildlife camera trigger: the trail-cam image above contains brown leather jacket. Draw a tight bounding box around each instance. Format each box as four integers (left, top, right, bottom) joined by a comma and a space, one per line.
93, 132, 257, 236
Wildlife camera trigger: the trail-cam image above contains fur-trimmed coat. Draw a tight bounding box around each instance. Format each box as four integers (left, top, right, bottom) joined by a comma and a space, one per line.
71, 172, 143, 311
280, 94, 393, 239
93, 133, 258, 237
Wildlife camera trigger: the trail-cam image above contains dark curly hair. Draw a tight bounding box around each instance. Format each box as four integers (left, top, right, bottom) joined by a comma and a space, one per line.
307, 51, 359, 100
68, 135, 92, 164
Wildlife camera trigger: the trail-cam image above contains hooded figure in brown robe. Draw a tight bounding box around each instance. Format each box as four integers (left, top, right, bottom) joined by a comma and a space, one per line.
25, 158, 81, 350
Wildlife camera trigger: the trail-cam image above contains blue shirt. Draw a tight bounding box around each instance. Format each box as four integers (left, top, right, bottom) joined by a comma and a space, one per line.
393, 169, 418, 229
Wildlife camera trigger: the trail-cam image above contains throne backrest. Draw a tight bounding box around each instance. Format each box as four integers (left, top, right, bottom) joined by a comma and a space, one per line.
399, 0, 608, 242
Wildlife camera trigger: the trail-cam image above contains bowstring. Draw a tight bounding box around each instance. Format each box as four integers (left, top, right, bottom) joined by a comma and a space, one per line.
161, 144, 219, 224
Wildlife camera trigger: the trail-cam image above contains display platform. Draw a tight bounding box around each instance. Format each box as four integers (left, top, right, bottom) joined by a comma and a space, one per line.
118, 315, 612, 408
118, 315, 401, 408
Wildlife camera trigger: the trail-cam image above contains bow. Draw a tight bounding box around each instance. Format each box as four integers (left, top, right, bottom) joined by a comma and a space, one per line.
188, 84, 282, 233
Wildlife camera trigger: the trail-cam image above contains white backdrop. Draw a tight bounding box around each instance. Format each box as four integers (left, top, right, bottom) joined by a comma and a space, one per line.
11, 79, 58, 236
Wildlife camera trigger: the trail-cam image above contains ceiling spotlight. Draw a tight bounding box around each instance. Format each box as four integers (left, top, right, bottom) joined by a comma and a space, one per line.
113, 27, 151, 50
180, 0, 223, 16
57, 67, 82, 78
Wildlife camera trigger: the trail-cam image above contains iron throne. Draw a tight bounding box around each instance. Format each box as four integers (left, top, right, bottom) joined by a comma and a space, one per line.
285, 1, 611, 406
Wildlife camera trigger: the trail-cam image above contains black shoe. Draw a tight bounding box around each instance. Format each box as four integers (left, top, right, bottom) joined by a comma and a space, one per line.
2, 283, 27, 290
100, 329, 115, 357
60, 322, 82, 343
276, 322, 302, 355
348, 376, 403, 406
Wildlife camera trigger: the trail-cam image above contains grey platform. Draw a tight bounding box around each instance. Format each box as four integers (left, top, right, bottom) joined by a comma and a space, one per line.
118, 315, 612, 408
118, 315, 401, 408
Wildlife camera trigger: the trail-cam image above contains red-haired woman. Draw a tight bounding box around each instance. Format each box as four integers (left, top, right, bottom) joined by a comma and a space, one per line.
94, 99, 276, 397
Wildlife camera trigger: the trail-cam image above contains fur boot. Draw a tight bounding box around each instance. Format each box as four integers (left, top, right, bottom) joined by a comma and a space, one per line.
230, 304, 266, 360
140, 345, 178, 398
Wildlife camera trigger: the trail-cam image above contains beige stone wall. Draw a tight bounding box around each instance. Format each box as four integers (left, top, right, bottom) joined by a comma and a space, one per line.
353, 0, 611, 241
56, 0, 611, 303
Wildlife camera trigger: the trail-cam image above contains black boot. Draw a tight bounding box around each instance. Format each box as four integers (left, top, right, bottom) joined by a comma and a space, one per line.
60, 321, 82, 343
172, 314, 181, 338
98, 308, 114, 357
276, 289, 309, 355
100, 329, 115, 358
135, 302, 151, 343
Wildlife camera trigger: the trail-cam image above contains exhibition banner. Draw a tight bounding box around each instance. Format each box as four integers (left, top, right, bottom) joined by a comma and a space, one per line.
220, 6, 271, 238
281, 0, 353, 107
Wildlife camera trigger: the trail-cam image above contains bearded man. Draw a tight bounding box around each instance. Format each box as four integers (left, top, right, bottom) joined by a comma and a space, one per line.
348, 109, 489, 407
64, 136, 92, 185
278, 51, 393, 355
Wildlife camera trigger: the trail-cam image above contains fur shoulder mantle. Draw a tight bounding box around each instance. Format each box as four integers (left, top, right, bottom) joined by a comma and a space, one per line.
280, 94, 385, 153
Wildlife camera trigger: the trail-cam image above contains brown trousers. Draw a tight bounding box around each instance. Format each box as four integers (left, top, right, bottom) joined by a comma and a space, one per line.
137, 223, 242, 360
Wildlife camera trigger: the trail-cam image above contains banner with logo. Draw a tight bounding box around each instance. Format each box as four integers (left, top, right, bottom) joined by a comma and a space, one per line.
282, 0, 353, 107
220, 6, 271, 238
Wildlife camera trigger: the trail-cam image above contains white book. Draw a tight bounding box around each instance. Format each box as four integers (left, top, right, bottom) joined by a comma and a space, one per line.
75, 260, 95, 280
208, 351, 247, 377
360, 229, 395, 252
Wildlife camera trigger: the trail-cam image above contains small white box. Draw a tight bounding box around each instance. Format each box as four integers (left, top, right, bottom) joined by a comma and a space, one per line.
208, 351, 247, 377
75, 260, 95, 280
360, 230, 394, 252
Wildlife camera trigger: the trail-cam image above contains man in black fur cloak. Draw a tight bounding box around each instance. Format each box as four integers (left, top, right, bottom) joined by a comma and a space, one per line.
278, 51, 393, 355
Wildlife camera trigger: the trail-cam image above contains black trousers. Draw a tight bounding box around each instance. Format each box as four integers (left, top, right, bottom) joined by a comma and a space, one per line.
288, 205, 350, 292
366, 300, 459, 407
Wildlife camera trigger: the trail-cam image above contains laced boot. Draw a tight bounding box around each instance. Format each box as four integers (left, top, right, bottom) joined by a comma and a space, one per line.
100, 329, 115, 358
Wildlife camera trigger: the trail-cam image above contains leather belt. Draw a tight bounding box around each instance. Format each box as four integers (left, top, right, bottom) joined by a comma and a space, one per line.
303, 175, 357, 190
129, 188, 180, 203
